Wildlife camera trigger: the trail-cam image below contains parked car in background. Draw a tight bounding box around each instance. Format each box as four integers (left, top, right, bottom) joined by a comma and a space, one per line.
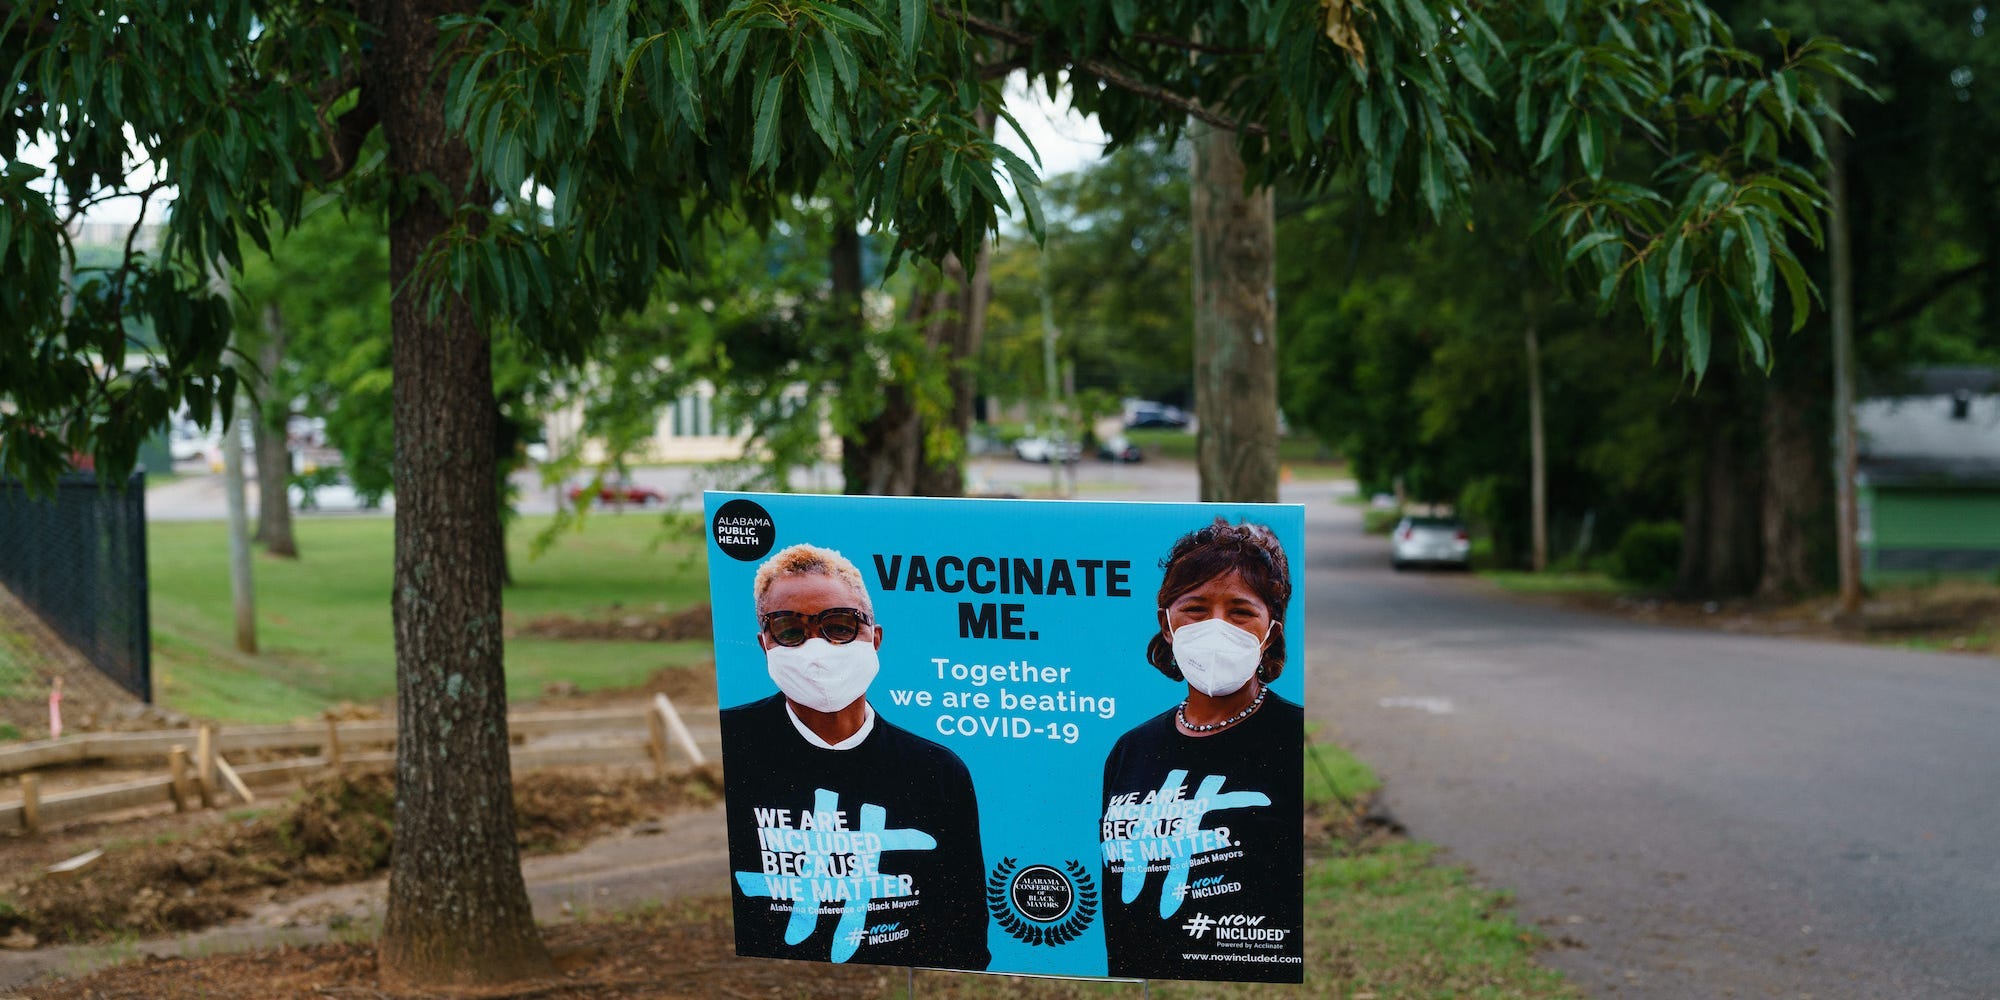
568, 479, 666, 507
1097, 435, 1143, 463
1123, 399, 1190, 429
1391, 515, 1470, 570
1013, 435, 1081, 463
289, 475, 392, 513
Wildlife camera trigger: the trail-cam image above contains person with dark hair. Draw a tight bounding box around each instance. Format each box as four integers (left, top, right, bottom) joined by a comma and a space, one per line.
1099, 518, 1304, 982
722, 543, 990, 971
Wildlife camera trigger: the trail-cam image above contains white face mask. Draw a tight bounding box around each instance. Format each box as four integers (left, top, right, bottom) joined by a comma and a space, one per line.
1169, 617, 1270, 697
767, 637, 879, 714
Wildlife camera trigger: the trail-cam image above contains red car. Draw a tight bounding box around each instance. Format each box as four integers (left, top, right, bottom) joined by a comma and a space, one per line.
567, 480, 666, 507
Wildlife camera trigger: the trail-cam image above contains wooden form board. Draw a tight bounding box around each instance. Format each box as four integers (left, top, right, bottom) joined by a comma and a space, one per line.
0, 726, 721, 835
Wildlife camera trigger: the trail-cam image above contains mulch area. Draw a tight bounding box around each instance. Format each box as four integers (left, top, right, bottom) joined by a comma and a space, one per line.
20, 897, 898, 1000
1529, 580, 2000, 654
0, 765, 722, 951
506, 605, 713, 644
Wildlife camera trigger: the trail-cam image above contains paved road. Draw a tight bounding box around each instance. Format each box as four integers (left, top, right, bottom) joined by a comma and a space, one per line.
142, 455, 1203, 521
1301, 491, 2000, 999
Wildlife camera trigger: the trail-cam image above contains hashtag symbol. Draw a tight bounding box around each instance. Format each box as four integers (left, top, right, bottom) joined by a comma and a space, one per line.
1180, 912, 1216, 939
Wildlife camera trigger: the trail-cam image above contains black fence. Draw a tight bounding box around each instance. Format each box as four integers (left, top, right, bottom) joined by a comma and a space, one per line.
0, 473, 151, 701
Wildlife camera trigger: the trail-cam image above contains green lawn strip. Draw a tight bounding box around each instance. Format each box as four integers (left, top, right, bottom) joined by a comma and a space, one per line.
0, 621, 34, 701
1479, 570, 1639, 596
147, 515, 712, 724
898, 743, 1571, 998
1124, 429, 1336, 467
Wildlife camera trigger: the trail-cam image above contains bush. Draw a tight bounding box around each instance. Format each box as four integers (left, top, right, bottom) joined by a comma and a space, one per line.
1610, 521, 1682, 588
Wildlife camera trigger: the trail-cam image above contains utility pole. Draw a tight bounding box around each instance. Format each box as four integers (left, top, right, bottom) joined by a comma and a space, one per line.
1828, 99, 1863, 617
222, 393, 258, 654
1039, 239, 1067, 498
1526, 320, 1548, 572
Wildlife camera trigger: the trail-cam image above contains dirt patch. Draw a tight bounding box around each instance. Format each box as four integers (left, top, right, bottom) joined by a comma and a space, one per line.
0, 765, 721, 949
21, 897, 901, 999
525, 666, 717, 712
508, 604, 713, 643
1526, 580, 2000, 654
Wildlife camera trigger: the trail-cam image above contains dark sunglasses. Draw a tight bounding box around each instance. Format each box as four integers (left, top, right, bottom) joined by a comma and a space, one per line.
760, 607, 872, 647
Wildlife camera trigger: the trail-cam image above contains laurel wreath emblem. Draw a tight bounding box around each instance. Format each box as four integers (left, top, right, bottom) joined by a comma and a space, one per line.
986, 858, 1099, 946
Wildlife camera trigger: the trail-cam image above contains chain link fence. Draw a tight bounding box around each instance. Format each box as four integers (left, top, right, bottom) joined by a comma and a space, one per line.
0, 473, 151, 701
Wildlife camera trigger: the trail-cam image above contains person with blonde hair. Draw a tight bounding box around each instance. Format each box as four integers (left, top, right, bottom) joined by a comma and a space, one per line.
721, 543, 990, 970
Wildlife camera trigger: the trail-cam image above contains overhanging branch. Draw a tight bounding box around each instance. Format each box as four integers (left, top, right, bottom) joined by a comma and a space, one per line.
312, 70, 378, 184
940, 8, 1268, 137
1860, 260, 1986, 333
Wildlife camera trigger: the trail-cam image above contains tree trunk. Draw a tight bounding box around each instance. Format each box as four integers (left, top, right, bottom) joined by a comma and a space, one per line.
1525, 321, 1547, 572
832, 219, 918, 496
1676, 375, 1761, 598
913, 247, 989, 498
1189, 120, 1278, 504
835, 223, 986, 498
253, 303, 298, 558
370, 0, 551, 984
1757, 356, 1829, 601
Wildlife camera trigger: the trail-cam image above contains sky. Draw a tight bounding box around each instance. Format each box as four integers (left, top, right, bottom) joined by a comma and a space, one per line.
997, 73, 1111, 181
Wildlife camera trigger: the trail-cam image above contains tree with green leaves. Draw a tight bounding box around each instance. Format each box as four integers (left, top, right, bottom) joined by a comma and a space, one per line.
5, 0, 1859, 984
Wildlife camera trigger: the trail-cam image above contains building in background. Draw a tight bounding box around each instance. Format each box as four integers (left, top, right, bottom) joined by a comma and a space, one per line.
1856, 367, 2000, 582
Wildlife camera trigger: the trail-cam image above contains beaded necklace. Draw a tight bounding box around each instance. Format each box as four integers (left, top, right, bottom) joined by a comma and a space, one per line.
1177, 685, 1268, 734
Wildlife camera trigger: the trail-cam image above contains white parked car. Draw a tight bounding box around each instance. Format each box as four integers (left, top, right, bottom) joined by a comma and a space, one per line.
1391, 515, 1470, 570
289, 476, 392, 513
1013, 435, 1081, 463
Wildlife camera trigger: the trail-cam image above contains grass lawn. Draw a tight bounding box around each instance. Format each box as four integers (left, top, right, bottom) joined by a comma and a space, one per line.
148, 514, 715, 723
904, 744, 1574, 999
1480, 569, 1640, 596
1124, 429, 1349, 482
0, 623, 32, 703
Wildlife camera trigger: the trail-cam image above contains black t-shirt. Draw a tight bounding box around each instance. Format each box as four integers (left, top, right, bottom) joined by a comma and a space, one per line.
1099, 693, 1303, 982
721, 693, 990, 971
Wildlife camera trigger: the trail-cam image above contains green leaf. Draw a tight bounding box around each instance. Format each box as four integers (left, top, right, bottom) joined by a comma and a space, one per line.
879, 133, 912, 217
1664, 232, 1690, 301
1419, 146, 1445, 217
750, 75, 783, 173
1514, 73, 1536, 145
1456, 47, 1495, 99
1744, 216, 1772, 318
1682, 283, 1710, 377
899, 0, 922, 57
1357, 93, 1378, 154
582, 0, 632, 137
1536, 100, 1571, 165
668, 31, 703, 129
1578, 114, 1604, 180
1637, 253, 1663, 332
1770, 69, 1796, 128
1774, 247, 1812, 333
1565, 229, 1620, 264
810, 2, 882, 37
801, 36, 837, 148
1405, 0, 1440, 49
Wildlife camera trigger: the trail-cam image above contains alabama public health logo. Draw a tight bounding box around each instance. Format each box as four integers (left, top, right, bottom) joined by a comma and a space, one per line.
986, 859, 1097, 946
712, 498, 775, 562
